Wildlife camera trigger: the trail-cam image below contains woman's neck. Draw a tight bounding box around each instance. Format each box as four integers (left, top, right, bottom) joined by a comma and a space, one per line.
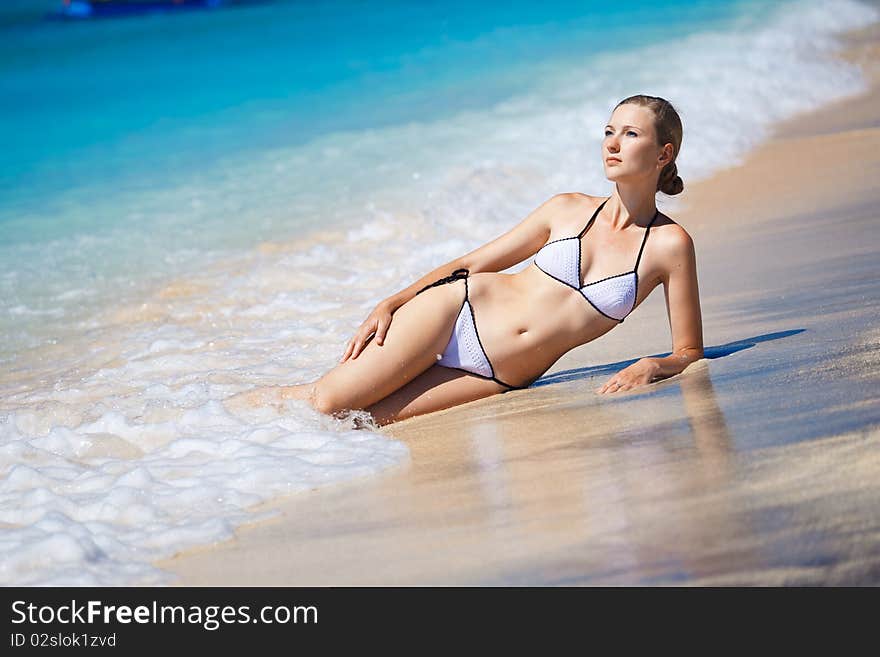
607, 183, 657, 231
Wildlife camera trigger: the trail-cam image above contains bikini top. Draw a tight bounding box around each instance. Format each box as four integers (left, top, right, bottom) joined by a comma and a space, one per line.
533, 197, 658, 323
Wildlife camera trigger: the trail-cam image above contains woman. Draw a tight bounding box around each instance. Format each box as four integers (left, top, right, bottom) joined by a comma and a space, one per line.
231, 94, 704, 426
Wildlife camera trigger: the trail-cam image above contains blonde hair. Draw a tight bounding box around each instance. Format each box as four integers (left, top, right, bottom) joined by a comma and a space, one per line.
615, 94, 684, 196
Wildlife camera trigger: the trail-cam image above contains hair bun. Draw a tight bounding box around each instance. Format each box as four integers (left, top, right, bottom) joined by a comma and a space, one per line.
665, 175, 684, 196
658, 162, 684, 196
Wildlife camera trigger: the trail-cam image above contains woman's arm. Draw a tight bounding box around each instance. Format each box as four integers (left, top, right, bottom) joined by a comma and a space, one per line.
381, 193, 570, 312
342, 193, 568, 361
598, 225, 704, 394
652, 226, 704, 374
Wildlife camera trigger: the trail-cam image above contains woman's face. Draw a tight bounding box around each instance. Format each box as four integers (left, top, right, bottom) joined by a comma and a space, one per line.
602, 103, 670, 185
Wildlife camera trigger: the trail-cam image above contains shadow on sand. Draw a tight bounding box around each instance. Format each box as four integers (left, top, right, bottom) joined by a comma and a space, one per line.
530, 329, 806, 388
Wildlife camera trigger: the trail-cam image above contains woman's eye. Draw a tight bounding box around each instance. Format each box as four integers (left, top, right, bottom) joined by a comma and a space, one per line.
627, 131, 638, 137
604, 130, 612, 136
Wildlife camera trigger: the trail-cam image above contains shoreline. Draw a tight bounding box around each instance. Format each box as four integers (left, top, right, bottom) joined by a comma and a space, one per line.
157, 20, 880, 585
2, 3, 877, 377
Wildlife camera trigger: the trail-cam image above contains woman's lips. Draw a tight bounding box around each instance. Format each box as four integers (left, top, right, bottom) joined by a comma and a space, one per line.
606, 157, 622, 163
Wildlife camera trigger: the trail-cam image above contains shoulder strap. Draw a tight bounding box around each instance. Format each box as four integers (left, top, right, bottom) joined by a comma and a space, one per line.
577, 197, 610, 239
633, 209, 659, 272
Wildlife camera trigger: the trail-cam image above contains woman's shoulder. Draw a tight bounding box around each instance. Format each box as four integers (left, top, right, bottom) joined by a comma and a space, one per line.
538, 192, 604, 234
650, 212, 696, 268
551, 191, 603, 207
653, 212, 693, 244
545, 194, 696, 252
545, 191, 605, 218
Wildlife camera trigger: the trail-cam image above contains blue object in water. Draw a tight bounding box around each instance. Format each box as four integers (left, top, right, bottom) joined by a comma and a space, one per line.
56, 0, 225, 20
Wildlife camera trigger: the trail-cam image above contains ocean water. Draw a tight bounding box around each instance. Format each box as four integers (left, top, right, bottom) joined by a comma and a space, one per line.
1, 0, 877, 584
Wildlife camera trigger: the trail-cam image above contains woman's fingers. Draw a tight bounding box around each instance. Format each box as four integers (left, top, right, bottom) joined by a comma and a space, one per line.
343, 321, 370, 361
341, 328, 366, 362
598, 378, 626, 394
342, 309, 390, 361
340, 339, 353, 363
375, 317, 390, 346
351, 327, 378, 359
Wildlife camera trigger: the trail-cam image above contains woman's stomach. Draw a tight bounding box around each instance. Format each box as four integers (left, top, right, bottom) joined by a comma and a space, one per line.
466, 266, 617, 386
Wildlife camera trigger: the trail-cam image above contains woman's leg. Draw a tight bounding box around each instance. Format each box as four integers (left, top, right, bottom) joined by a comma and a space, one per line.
308, 279, 475, 415
365, 364, 513, 426
227, 279, 470, 416
231, 358, 514, 425
223, 379, 314, 412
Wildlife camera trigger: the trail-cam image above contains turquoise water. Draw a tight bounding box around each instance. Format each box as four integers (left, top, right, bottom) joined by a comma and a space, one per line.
3, 0, 759, 239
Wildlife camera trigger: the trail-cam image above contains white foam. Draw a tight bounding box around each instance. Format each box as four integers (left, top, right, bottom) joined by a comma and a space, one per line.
0, 402, 407, 586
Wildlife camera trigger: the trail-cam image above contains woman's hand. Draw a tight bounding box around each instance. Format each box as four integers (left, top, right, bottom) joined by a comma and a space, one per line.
597, 358, 660, 394
340, 300, 396, 362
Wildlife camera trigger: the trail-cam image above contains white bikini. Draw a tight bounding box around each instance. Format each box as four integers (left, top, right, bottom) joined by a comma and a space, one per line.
417, 197, 658, 390
534, 197, 658, 322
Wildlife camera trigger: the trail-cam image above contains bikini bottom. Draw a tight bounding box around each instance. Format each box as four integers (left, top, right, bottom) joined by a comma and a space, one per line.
415, 268, 528, 391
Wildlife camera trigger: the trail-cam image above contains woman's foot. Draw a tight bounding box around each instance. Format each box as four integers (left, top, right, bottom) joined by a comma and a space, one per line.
278, 383, 315, 403
223, 383, 316, 413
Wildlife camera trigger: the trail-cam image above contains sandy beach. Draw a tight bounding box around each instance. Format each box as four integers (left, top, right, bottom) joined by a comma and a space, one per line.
158, 22, 880, 585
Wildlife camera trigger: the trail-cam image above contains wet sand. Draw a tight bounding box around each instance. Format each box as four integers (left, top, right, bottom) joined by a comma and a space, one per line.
159, 23, 880, 585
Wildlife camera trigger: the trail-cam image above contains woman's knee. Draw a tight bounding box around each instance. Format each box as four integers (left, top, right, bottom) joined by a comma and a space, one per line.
312, 377, 360, 416
312, 382, 340, 416
311, 284, 465, 417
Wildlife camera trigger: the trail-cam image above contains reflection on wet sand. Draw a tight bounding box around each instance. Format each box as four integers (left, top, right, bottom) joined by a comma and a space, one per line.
396, 360, 763, 584
606, 364, 755, 584
165, 357, 879, 585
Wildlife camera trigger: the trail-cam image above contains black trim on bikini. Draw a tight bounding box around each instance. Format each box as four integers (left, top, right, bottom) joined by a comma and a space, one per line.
538, 235, 579, 249
633, 212, 656, 272
440, 365, 528, 391
583, 270, 635, 286
575, 200, 627, 322
629, 209, 658, 320
534, 261, 622, 323
578, 198, 658, 283
464, 276, 526, 390
415, 267, 470, 296
577, 197, 610, 239
531, 199, 609, 274
535, 199, 659, 322
418, 268, 526, 390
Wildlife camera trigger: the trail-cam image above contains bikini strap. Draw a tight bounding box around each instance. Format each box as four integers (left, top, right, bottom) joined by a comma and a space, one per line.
577, 197, 611, 239
633, 209, 659, 272
415, 267, 470, 296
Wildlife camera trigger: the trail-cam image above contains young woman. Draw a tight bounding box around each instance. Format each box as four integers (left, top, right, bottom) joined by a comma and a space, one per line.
230, 94, 704, 426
